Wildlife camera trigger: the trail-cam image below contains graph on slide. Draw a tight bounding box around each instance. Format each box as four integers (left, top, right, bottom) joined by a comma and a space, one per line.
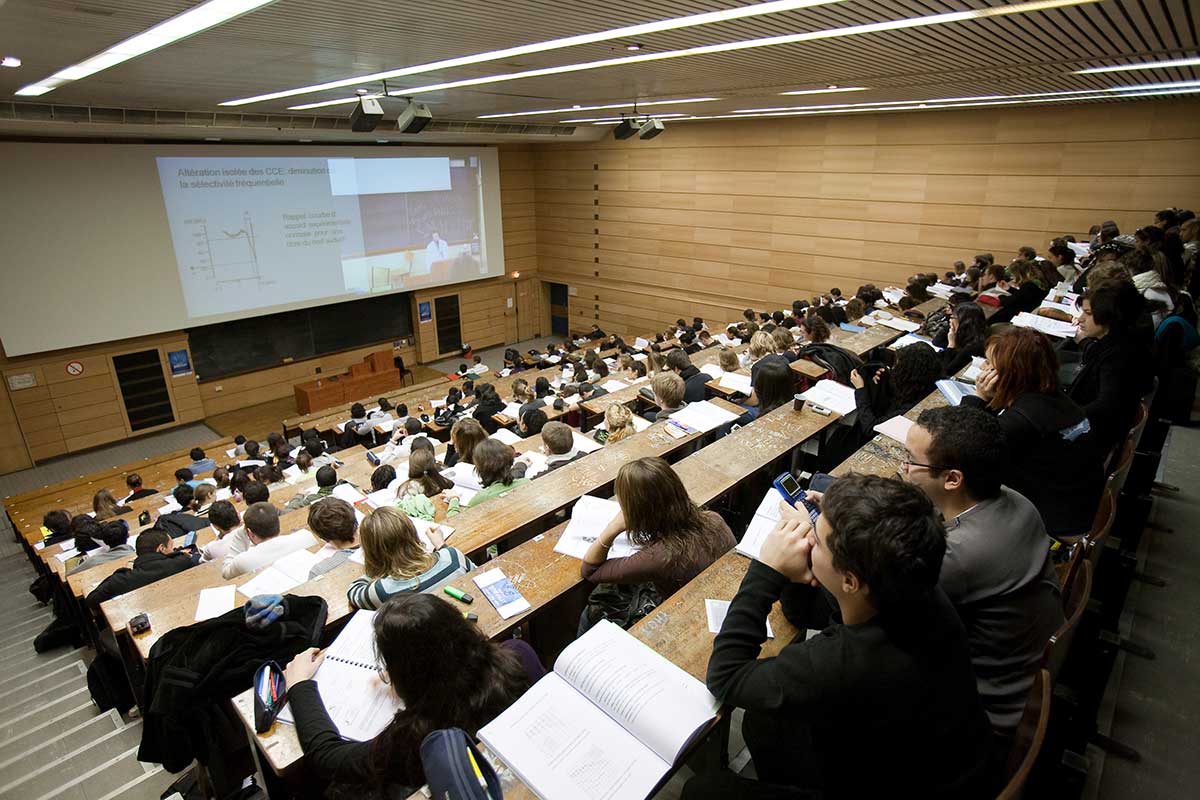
187, 212, 265, 285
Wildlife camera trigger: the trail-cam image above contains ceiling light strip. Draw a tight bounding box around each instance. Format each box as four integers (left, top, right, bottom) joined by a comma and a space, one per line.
222, 0, 845, 106
15, 0, 276, 97
286, 0, 1103, 111
477, 97, 719, 119
1074, 56, 1200, 74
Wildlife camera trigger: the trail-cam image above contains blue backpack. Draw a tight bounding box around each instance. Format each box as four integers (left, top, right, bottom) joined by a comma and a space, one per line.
420, 728, 504, 800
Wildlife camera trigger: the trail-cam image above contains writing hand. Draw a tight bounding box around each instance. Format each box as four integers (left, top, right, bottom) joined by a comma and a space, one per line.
283, 647, 325, 685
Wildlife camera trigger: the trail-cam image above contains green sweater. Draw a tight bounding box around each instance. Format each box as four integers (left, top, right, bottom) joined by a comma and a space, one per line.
467, 478, 530, 508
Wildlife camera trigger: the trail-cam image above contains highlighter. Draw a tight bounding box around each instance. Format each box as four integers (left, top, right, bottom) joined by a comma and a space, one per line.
444, 586, 474, 604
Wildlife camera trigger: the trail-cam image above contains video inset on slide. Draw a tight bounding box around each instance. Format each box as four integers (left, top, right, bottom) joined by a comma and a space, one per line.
156, 154, 490, 319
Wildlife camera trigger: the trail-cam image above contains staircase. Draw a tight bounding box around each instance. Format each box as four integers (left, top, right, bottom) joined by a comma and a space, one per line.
0, 552, 177, 800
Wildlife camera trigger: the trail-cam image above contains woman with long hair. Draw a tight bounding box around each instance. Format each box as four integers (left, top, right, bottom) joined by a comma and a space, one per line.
465, 439, 530, 508
798, 315, 830, 344
851, 341, 941, 437
725, 357, 793, 434
347, 506, 473, 610
989, 260, 1049, 325
397, 449, 455, 499
962, 328, 1104, 539
92, 488, 131, 521
283, 593, 539, 795
939, 302, 988, 376
443, 417, 488, 491
599, 402, 636, 444
580, 457, 735, 629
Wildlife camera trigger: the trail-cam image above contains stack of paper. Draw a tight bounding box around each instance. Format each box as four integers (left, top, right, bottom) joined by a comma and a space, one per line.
873, 415, 915, 444
799, 380, 857, 416
668, 401, 741, 433
928, 283, 954, 298
572, 431, 604, 454
331, 484, 366, 504
1038, 299, 1077, 317
877, 316, 921, 333
555, 496, 638, 559
718, 372, 753, 395
891, 333, 943, 352
1013, 312, 1078, 339
601, 379, 629, 393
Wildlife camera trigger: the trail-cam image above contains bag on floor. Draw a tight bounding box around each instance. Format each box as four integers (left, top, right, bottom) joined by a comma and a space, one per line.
421, 728, 503, 800
87, 651, 135, 714
33, 616, 81, 653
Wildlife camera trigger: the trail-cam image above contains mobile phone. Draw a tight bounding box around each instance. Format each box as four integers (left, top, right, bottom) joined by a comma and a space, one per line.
138, 510, 151, 526
473, 568, 531, 620
128, 613, 151, 635
366, 451, 381, 466
181, 531, 197, 549
773, 471, 820, 523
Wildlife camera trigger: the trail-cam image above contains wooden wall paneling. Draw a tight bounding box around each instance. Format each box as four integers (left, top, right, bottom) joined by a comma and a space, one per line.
0, 374, 32, 474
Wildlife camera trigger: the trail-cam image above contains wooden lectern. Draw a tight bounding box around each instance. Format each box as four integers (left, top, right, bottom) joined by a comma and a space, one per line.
293, 350, 401, 415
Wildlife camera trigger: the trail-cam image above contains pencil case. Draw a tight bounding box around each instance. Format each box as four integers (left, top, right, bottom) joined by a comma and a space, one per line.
253, 660, 287, 733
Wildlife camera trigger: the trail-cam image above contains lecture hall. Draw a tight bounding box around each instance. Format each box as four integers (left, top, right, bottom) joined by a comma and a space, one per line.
0, 1, 1197, 799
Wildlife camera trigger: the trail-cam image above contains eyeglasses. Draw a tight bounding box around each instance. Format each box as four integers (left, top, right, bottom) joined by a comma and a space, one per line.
901, 456, 952, 472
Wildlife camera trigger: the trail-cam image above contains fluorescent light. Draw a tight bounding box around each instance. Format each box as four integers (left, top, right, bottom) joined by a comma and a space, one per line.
14, 0, 275, 97
1, 57, 20, 68
223, 0, 845, 107
560, 112, 689, 123
779, 86, 868, 96
287, 0, 1103, 111
479, 97, 718, 119
1075, 56, 1200, 74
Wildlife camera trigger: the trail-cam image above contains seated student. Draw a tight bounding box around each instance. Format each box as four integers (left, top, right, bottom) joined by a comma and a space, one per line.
282, 593, 537, 796
717, 346, 740, 375
664, 349, 712, 403
272, 442, 295, 470
212, 466, 231, 493
686, 475, 995, 800
469, 354, 489, 375
740, 331, 775, 369
86, 529, 198, 611
41, 509, 73, 546
68, 519, 134, 575
200, 500, 248, 563
597, 402, 637, 444
696, 329, 716, 350
465, 439, 530, 507
240, 439, 267, 467
286, 451, 315, 485
286, 465, 347, 511
724, 357, 792, 433
577, 381, 607, 405
471, 384, 506, 434
187, 447, 216, 475
589, 358, 611, 382
391, 450, 462, 522
122, 473, 157, 503
307, 497, 361, 579
443, 417, 488, 490
242, 480, 271, 505
532, 421, 588, 476
344, 402, 389, 440
580, 457, 735, 630
989, 260, 1049, 325
743, 308, 758, 324
158, 484, 214, 537
190, 483, 217, 516
843, 297, 867, 323
643, 372, 687, 422
851, 341, 941, 437
903, 405, 1064, 732
679, 330, 703, 355
222, 502, 316, 580
370, 465, 398, 492
798, 315, 830, 344
963, 328, 1104, 540
233, 434, 249, 457
347, 507, 473, 609
938, 302, 988, 376
519, 407, 548, 437
1064, 280, 1155, 458
93, 488, 132, 521
379, 418, 427, 463
769, 326, 799, 362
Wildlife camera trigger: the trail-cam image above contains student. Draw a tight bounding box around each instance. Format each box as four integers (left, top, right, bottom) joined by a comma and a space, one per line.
123, 473, 157, 503
41, 510, 73, 546
346, 507, 473, 609
643, 371, 687, 422
665, 349, 712, 403
93, 488, 132, 521
851, 341, 941, 437
740, 331, 774, 369
687, 475, 995, 800
222, 502, 316, 580
532, 421, 587, 476
379, 418, 427, 463
71, 515, 104, 556
798, 315, 830, 344
470, 354, 489, 375
395, 449, 456, 499
287, 451, 315, 484
1049, 241, 1078, 283
345, 402, 389, 439
212, 466, 231, 493
463, 439, 531, 507
190, 483, 217, 516
199, 500, 247, 563
599, 402, 636, 444
282, 593, 536, 795
626, 359, 648, 381
725, 357, 792, 432
157, 484, 214, 538
69, 520, 134, 575
679, 330, 702, 355
471, 384, 506, 434
717, 347, 740, 374
370, 465, 398, 492
272, 442, 295, 470
286, 466, 346, 511
989, 260, 1049, 325
902, 405, 1064, 731
307, 497, 361, 579
580, 457, 735, 630
518, 407, 548, 437
302, 438, 337, 468
241, 439, 266, 466
938, 302, 988, 376
963, 328, 1104, 539
86, 529, 198, 611
769, 326, 799, 362
233, 434, 248, 457
444, 418, 488, 490
577, 381, 607, 405
187, 447, 216, 475
242, 480, 271, 505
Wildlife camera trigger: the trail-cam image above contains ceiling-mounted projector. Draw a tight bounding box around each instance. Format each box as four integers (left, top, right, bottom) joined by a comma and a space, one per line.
613, 119, 638, 140
350, 96, 384, 132
638, 118, 665, 140
397, 102, 433, 134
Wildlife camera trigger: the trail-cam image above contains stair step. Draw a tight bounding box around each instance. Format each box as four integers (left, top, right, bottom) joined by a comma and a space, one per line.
0, 722, 144, 798
0, 614, 55, 647
0, 661, 85, 705
0, 709, 123, 784
0, 703, 104, 764
32, 746, 151, 800
0, 688, 94, 741
95, 765, 177, 800
0, 672, 88, 729
0, 643, 84, 676
0, 604, 52, 626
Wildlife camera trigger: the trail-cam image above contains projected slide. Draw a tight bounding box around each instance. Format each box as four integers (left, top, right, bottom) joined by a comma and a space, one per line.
156, 155, 490, 318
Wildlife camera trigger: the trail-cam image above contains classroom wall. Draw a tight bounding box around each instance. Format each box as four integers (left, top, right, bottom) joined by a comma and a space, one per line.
531, 98, 1200, 336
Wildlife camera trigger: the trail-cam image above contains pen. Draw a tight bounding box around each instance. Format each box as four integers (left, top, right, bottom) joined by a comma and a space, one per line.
444, 586, 474, 604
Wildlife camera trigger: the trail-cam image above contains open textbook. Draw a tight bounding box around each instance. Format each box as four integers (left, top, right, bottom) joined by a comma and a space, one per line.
936, 379, 977, 407
276, 609, 401, 741
479, 620, 719, 800
736, 487, 787, 560
554, 495, 638, 560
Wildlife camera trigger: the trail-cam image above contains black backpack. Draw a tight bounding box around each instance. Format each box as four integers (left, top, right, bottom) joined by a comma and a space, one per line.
796, 343, 864, 385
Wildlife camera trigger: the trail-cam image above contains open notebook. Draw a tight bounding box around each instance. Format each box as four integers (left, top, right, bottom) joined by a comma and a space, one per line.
479, 620, 719, 800
276, 609, 401, 741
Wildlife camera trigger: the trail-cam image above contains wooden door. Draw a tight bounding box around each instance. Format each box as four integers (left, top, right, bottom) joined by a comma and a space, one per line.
515, 278, 539, 342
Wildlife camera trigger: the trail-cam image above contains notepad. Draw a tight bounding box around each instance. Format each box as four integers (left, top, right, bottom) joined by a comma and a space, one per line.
554, 496, 638, 560
276, 609, 402, 741
501, 402, 523, 419
877, 316, 921, 333
194, 585, 236, 622
331, 484, 366, 504
479, 620, 719, 800
571, 431, 603, 454
600, 379, 629, 393
667, 400, 740, 433
874, 415, 915, 444
237, 546, 321, 599
718, 372, 753, 395
800, 380, 857, 416
936, 379, 977, 407
705, 599, 774, 638
491, 428, 523, 446
736, 487, 787, 561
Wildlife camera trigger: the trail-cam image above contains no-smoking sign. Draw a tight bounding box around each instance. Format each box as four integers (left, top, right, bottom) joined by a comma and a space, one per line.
65, 360, 84, 377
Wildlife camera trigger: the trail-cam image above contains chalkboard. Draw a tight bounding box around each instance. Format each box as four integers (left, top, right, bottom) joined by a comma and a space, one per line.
188, 292, 412, 380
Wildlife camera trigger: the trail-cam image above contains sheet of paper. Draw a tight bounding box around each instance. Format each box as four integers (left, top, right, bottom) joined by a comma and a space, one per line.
634, 337, 650, 349
736, 488, 786, 561
858, 314, 878, 327
877, 315, 921, 333
366, 488, 396, 509
961, 356, 986, 383
667, 401, 740, 433
194, 585, 236, 622
271, 547, 322, 584
572, 431, 603, 454
554, 495, 638, 560
1038, 299, 1077, 316
882, 287, 906, 304
331, 483, 366, 504
158, 498, 182, 515
632, 352, 648, 362
560, 393, 582, 406
1012, 312, 1078, 339
375, 417, 398, 433
34, 540, 45, 551
237, 567, 300, 599
705, 599, 774, 638
226, 448, 238, 458
54, 548, 80, 563
501, 402, 523, 419
800, 379, 857, 416
214, 487, 233, 501
874, 415, 915, 444
600, 379, 629, 393
491, 428, 523, 446
717, 372, 753, 395
891, 333, 943, 352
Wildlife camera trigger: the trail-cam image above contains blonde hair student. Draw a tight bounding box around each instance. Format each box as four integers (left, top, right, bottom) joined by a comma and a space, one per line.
346, 506, 473, 610
602, 403, 636, 444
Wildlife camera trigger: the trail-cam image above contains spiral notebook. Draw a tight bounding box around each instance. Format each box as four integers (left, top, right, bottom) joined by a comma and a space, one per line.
276, 609, 401, 741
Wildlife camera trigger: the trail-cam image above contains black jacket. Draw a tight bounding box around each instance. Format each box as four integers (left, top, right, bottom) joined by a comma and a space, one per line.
155, 511, 211, 539
1065, 333, 1153, 457
126, 488, 158, 501
963, 391, 1104, 538
87, 551, 197, 611
472, 399, 506, 434
988, 282, 1049, 326
940, 342, 985, 378
679, 365, 713, 403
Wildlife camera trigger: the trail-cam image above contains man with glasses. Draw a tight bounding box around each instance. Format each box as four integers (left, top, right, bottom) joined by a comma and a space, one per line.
904, 404, 1063, 734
